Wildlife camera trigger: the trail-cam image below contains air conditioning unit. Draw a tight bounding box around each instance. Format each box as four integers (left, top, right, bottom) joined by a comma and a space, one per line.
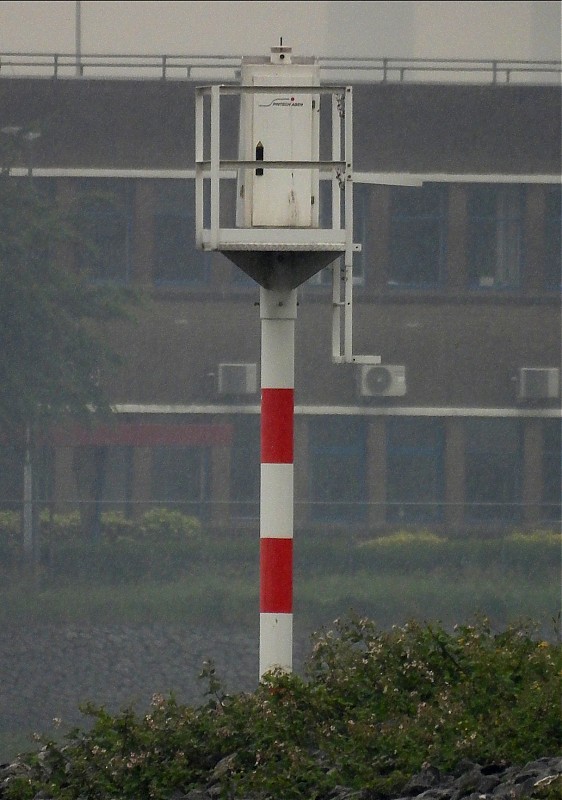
359, 365, 406, 397
218, 363, 257, 395
517, 367, 560, 401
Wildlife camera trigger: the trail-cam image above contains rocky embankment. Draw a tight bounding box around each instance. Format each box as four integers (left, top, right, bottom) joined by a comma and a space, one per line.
170, 756, 562, 799
1, 625, 560, 799
1, 753, 561, 799
0, 623, 310, 745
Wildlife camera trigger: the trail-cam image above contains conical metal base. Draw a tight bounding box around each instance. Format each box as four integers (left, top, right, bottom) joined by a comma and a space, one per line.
222, 250, 341, 290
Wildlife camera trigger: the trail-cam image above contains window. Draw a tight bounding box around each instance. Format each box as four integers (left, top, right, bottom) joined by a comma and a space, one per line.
468, 185, 524, 289
465, 419, 522, 522
151, 446, 210, 518
386, 418, 444, 523
542, 419, 561, 523
309, 417, 366, 521
101, 446, 134, 517
230, 416, 260, 519
76, 179, 133, 283
153, 180, 211, 285
388, 184, 446, 288
544, 185, 561, 290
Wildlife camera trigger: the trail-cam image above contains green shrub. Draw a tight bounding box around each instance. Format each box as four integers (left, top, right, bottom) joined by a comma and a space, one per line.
352, 529, 561, 576
3, 615, 561, 800
0, 510, 20, 538
0, 510, 21, 564
100, 510, 135, 541
40, 510, 82, 543
360, 530, 445, 546
37, 509, 202, 545
138, 508, 202, 541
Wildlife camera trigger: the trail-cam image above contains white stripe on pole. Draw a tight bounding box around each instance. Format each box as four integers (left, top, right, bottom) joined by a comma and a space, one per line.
260, 463, 294, 538
260, 613, 293, 676
260, 288, 297, 388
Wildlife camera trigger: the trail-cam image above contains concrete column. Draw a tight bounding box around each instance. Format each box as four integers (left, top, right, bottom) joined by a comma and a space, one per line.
131, 446, 152, 519
210, 438, 231, 528
523, 186, 546, 293
522, 419, 543, 526
444, 418, 465, 532
133, 181, 155, 286
447, 185, 468, 291
367, 417, 386, 529
53, 445, 76, 513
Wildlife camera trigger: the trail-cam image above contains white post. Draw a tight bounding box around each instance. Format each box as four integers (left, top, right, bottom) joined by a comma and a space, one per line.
259, 286, 297, 677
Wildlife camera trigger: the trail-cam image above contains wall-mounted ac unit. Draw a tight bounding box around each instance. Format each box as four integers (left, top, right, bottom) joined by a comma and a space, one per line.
359, 365, 406, 397
218, 363, 258, 395
517, 367, 560, 401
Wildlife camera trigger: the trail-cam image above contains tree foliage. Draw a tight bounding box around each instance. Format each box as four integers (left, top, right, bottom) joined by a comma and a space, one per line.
0, 164, 136, 438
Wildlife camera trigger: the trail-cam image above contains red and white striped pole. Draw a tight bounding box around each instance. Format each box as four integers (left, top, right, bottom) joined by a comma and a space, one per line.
259, 285, 297, 677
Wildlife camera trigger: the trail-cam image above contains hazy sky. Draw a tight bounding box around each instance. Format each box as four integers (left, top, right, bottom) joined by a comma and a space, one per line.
0, 1, 560, 61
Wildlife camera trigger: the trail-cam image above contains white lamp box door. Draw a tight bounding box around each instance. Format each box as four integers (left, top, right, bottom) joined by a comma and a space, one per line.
251, 74, 317, 227
238, 57, 320, 229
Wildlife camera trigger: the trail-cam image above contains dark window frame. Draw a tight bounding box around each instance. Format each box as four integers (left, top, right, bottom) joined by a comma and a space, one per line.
151, 445, 211, 518
152, 179, 212, 287
387, 183, 448, 289
465, 418, 523, 522
386, 418, 445, 523
75, 178, 134, 285
308, 416, 367, 522
467, 184, 525, 290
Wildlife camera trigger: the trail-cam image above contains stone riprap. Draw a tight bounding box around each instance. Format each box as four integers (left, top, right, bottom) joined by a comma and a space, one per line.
0, 623, 311, 745
1, 753, 560, 799
0, 625, 560, 799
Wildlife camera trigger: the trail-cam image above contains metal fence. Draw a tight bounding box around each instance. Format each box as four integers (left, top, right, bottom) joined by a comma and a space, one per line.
0, 52, 560, 84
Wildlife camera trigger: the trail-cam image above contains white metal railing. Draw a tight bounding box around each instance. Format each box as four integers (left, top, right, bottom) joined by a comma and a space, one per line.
195, 83, 351, 253
0, 52, 560, 84
195, 80, 379, 367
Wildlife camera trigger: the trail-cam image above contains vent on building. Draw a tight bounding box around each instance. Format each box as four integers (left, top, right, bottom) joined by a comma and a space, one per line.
359, 365, 406, 397
218, 363, 258, 395
517, 367, 560, 401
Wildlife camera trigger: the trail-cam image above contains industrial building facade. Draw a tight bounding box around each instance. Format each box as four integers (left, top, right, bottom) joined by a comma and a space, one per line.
1, 58, 560, 534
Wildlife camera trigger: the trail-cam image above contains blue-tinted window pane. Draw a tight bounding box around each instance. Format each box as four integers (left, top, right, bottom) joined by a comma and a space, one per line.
76, 179, 133, 283
309, 417, 366, 521
465, 419, 522, 521
151, 446, 210, 518
388, 184, 446, 288
468, 185, 524, 289
153, 180, 211, 285
386, 418, 444, 522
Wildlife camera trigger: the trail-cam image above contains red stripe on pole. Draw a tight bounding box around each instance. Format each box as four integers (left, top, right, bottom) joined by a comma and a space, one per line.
261, 388, 294, 463
260, 537, 293, 613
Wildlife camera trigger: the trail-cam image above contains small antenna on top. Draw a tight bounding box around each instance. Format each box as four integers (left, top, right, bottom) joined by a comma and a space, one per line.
280, 36, 283, 46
